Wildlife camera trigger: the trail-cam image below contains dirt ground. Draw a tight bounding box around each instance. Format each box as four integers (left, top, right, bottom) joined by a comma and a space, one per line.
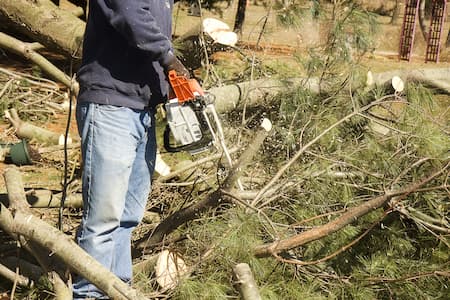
1, 1, 450, 188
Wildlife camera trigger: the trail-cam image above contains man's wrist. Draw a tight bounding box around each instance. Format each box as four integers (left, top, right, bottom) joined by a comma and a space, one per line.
159, 51, 176, 70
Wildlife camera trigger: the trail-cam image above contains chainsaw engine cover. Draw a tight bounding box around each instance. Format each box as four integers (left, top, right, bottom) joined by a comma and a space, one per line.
164, 98, 213, 153
165, 98, 202, 145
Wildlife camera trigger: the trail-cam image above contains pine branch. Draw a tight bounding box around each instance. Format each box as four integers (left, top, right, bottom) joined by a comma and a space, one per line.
254, 162, 449, 258
364, 270, 450, 284
273, 210, 391, 266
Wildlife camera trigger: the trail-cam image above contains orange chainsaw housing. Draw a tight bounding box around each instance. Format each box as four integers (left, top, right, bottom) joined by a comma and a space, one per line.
168, 70, 205, 103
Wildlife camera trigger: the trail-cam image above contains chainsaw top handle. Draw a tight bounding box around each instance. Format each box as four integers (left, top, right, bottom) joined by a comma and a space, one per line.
168, 70, 205, 103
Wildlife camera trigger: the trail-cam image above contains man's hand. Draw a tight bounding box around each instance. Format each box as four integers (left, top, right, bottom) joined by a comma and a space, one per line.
160, 52, 190, 78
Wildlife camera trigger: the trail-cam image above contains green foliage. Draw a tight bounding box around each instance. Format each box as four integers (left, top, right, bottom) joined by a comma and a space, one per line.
141, 2, 448, 300
297, 1, 379, 89
274, 0, 307, 28
176, 277, 230, 299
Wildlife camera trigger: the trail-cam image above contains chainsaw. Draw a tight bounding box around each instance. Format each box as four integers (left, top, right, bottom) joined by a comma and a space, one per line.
164, 70, 226, 155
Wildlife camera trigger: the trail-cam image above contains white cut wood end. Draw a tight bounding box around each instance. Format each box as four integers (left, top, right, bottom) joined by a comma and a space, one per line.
155, 250, 189, 291
261, 118, 272, 132
392, 76, 404, 93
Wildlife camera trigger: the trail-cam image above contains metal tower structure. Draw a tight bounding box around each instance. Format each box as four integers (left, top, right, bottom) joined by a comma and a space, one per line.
399, 0, 421, 61
425, 0, 448, 62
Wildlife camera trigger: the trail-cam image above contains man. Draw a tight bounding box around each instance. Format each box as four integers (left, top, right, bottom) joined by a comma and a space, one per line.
73, 0, 189, 298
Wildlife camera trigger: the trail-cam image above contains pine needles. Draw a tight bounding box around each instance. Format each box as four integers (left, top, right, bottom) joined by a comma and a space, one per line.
148, 2, 449, 299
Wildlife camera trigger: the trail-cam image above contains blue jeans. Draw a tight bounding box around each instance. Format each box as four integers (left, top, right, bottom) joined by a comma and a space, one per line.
73, 102, 156, 299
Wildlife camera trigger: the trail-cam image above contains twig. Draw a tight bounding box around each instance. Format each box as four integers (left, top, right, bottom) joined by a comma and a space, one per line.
220, 189, 278, 239
0, 67, 59, 90
0, 79, 13, 99
390, 157, 432, 187
289, 208, 349, 228
0, 262, 33, 288
397, 207, 450, 234
38, 142, 81, 154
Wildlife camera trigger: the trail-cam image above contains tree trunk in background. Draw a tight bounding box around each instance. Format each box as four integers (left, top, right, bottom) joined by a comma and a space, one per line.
418, 0, 429, 41
233, 0, 247, 34
390, 0, 400, 25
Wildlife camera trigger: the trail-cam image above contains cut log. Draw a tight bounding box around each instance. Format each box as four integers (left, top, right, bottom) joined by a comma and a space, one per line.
233, 263, 262, 300
209, 68, 450, 114
0, 0, 85, 58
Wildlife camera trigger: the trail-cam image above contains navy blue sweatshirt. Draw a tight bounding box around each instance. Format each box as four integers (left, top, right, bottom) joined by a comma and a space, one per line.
77, 0, 174, 109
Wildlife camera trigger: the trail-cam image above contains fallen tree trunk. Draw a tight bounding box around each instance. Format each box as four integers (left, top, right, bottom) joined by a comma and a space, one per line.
0, 0, 85, 58
3, 167, 71, 300
253, 162, 449, 258
209, 68, 450, 114
0, 167, 151, 300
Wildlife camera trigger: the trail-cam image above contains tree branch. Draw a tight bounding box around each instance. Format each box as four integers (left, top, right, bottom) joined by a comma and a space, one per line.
254, 162, 449, 258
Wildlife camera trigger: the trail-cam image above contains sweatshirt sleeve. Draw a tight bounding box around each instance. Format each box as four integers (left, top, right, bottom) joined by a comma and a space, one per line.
96, 0, 172, 62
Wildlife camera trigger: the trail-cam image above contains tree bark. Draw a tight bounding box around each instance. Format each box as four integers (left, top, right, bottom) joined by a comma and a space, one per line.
3, 166, 72, 300
389, 0, 400, 25
0, 0, 85, 58
8, 209, 150, 300
0, 262, 34, 288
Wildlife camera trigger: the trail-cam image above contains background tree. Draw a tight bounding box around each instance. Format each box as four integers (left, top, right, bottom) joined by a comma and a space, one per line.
233, 0, 248, 33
